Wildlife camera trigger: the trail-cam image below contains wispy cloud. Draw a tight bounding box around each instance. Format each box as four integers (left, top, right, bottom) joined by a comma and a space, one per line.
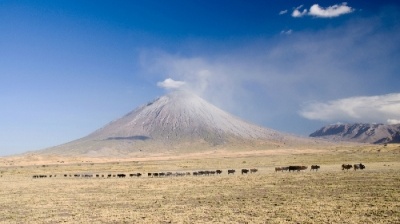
292, 5, 308, 18
309, 3, 354, 18
279, 9, 288, 15
299, 93, 400, 124
280, 29, 293, 35
157, 78, 186, 90
140, 9, 400, 132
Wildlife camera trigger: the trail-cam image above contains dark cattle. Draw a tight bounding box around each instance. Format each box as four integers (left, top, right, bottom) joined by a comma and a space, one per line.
241, 169, 249, 174
310, 165, 320, 171
107, 174, 112, 178
275, 167, 289, 172
153, 173, 159, 177
117, 174, 126, 178
216, 170, 222, 175
250, 168, 258, 174
228, 169, 235, 175
64, 174, 68, 177
289, 166, 308, 172
129, 173, 141, 177
342, 164, 352, 171
148, 173, 152, 177
354, 163, 366, 171
193, 172, 198, 176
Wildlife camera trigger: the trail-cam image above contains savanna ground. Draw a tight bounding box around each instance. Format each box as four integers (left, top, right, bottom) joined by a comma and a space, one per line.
0, 144, 399, 223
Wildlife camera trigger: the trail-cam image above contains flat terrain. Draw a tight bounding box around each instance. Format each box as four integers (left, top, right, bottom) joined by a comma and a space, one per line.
0, 144, 399, 223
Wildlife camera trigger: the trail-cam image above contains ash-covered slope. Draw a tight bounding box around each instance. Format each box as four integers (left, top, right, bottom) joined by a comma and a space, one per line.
88, 91, 281, 142
310, 123, 400, 144
38, 91, 321, 156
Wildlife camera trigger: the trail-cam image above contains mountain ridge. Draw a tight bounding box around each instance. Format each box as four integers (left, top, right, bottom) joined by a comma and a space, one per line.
310, 123, 400, 144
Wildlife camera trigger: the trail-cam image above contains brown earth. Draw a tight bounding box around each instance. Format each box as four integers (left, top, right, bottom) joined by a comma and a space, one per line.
0, 144, 399, 223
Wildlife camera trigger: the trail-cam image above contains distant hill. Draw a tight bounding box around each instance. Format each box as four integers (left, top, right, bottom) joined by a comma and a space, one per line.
33, 90, 325, 157
310, 123, 400, 144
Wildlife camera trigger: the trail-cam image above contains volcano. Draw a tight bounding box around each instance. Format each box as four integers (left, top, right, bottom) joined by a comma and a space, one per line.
37, 90, 322, 157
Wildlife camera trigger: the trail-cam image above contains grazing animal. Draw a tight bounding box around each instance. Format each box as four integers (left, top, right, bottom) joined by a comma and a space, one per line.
241, 169, 249, 174
275, 167, 289, 172
228, 169, 235, 175
354, 163, 366, 171
216, 170, 222, 175
342, 164, 352, 171
310, 165, 320, 171
288, 166, 308, 172
130, 173, 141, 177
250, 168, 258, 174
117, 174, 126, 178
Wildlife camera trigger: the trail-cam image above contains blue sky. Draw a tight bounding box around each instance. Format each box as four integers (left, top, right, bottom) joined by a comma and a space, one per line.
1, 0, 399, 156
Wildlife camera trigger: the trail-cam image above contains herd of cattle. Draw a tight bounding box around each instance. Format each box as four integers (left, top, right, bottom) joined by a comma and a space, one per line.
32, 168, 259, 179
31, 164, 366, 179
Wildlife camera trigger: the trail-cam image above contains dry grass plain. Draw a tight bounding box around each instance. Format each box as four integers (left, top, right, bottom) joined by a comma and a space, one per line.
0, 144, 400, 223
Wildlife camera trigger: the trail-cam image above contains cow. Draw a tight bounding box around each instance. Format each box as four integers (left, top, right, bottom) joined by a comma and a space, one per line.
228, 169, 235, 175
288, 166, 308, 172
310, 165, 320, 171
216, 170, 222, 175
130, 173, 142, 177
275, 167, 289, 172
342, 164, 352, 171
250, 168, 258, 174
354, 163, 366, 171
241, 169, 249, 174
117, 174, 126, 178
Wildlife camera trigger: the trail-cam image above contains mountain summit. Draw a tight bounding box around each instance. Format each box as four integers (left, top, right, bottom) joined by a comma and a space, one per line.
38, 90, 320, 157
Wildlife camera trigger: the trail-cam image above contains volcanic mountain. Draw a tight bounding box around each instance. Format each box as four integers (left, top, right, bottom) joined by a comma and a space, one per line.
310, 123, 400, 144
37, 90, 323, 157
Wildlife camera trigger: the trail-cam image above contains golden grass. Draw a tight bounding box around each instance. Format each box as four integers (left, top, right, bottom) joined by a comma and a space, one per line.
0, 144, 399, 223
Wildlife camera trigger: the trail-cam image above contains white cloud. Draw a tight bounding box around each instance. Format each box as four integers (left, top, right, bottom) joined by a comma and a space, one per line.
279, 9, 288, 15
299, 93, 400, 124
309, 3, 354, 18
387, 119, 400, 125
292, 5, 308, 18
157, 78, 186, 90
